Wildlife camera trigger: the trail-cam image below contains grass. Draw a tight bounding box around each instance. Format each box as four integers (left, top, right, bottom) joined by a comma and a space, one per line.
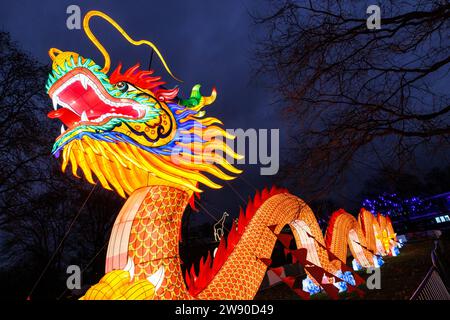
357, 240, 433, 300
255, 240, 434, 300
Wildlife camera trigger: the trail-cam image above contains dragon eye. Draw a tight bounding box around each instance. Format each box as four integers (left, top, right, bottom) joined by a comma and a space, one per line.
114, 81, 137, 93
115, 82, 129, 92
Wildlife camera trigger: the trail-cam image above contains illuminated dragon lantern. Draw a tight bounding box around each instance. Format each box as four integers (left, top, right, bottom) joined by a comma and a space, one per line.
46, 11, 400, 300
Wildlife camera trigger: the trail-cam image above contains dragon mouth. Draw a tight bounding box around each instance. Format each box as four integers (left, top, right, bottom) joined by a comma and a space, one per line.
47, 68, 145, 135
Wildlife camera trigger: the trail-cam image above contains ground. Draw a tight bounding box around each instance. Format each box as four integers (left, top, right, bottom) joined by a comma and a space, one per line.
255, 240, 435, 300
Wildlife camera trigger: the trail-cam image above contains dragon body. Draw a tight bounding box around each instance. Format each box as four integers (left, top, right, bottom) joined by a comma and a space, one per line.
46, 11, 399, 300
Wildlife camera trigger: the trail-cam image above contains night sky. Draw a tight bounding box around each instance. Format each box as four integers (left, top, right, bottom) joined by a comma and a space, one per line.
0, 0, 286, 226
1, 1, 445, 226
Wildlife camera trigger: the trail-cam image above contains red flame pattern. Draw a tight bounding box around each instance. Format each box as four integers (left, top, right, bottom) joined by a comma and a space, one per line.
185, 186, 287, 297
109, 63, 179, 102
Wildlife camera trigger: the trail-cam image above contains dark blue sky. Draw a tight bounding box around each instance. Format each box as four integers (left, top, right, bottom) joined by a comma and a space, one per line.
1, 1, 446, 226
0, 0, 287, 226
0, 0, 276, 127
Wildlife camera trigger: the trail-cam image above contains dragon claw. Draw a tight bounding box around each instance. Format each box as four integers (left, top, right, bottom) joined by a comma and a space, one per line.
81, 259, 164, 300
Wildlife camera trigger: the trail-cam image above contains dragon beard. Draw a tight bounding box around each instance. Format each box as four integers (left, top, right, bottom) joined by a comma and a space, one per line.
60, 130, 241, 198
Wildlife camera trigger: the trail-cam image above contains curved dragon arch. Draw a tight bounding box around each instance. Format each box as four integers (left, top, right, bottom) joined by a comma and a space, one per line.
325, 209, 377, 271
45, 10, 401, 300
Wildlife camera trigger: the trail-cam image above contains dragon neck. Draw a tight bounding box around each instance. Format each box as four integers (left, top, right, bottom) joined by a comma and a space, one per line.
106, 184, 192, 300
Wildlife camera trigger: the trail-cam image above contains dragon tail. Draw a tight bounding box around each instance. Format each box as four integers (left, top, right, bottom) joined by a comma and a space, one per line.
186, 188, 398, 299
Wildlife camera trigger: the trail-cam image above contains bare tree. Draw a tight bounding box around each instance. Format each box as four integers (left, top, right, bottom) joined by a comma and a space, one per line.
254, 1, 450, 196
0, 31, 54, 211
0, 31, 122, 299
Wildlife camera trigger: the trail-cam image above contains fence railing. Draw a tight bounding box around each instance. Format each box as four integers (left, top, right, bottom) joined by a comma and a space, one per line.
410, 240, 450, 300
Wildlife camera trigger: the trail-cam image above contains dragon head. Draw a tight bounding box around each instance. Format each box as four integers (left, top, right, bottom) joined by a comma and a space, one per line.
46, 48, 241, 198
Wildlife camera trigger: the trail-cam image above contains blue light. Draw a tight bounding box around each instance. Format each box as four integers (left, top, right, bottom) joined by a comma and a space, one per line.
302, 276, 321, 295
352, 259, 362, 271
362, 192, 430, 218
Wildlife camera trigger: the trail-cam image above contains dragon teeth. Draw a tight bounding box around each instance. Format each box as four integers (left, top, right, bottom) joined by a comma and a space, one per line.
60, 125, 65, 134
147, 265, 165, 291
80, 75, 88, 90
123, 257, 135, 280
81, 111, 88, 122
53, 95, 59, 110
90, 112, 134, 123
